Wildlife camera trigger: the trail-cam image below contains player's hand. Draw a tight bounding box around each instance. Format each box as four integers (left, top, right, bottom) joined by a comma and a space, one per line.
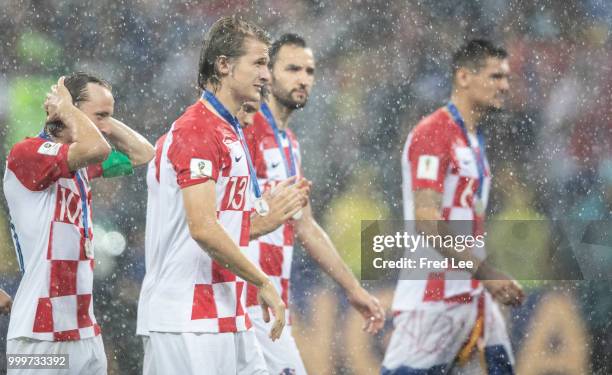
0, 289, 12, 315
269, 176, 311, 212
257, 281, 286, 341
347, 286, 385, 334
44, 77, 75, 123
292, 177, 311, 208
260, 176, 311, 225
482, 279, 524, 306
476, 263, 524, 307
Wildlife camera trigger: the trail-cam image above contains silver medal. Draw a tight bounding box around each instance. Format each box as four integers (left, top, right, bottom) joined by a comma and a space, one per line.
84, 238, 94, 259
473, 199, 486, 216
254, 198, 269, 216
292, 209, 303, 220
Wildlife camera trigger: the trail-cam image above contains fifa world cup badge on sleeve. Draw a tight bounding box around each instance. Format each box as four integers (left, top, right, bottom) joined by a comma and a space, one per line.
254, 197, 270, 216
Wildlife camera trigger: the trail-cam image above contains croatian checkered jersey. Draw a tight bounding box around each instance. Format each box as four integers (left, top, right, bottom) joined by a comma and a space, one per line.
243, 111, 301, 319
393, 107, 491, 311
147, 101, 253, 333
4, 136, 102, 341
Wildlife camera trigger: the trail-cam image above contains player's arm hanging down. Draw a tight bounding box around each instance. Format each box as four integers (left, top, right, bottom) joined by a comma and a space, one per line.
0, 288, 12, 314
183, 180, 286, 341
414, 188, 524, 306
250, 176, 311, 239
294, 202, 385, 334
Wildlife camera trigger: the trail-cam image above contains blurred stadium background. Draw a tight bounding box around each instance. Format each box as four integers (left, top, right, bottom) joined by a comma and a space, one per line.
0, 0, 611, 373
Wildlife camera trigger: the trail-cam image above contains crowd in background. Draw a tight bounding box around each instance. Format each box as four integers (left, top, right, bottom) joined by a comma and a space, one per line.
0, 0, 611, 373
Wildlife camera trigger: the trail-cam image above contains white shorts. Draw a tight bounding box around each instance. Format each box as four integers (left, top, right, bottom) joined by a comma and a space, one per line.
382, 292, 514, 374
6, 335, 107, 375
141, 336, 155, 375
149, 330, 268, 375
251, 315, 307, 375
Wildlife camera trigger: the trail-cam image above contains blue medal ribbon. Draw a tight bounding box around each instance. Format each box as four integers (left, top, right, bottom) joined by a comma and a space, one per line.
260, 102, 297, 178
39, 129, 91, 243
74, 171, 90, 242
201, 90, 263, 199
446, 102, 487, 199
38, 129, 51, 140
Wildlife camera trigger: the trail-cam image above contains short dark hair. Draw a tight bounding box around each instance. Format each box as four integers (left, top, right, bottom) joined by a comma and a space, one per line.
45, 72, 110, 137
198, 16, 270, 91
64, 72, 111, 105
269, 33, 307, 69
451, 39, 507, 76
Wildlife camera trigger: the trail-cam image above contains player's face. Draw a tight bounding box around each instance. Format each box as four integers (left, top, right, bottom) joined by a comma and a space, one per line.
55, 83, 114, 143
236, 101, 260, 128
227, 38, 270, 104
77, 83, 115, 128
270, 45, 315, 109
469, 57, 510, 111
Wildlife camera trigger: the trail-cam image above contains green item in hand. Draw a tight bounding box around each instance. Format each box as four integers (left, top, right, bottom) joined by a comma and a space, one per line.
102, 150, 133, 178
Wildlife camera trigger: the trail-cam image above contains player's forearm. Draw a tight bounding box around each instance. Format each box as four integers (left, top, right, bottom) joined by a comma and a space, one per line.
249, 213, 275, 239
191, 222, 269, 288
99, 118, 154, 166
0, 288, 13, 314
296, 217, 361, 292
64, 106, 112, 170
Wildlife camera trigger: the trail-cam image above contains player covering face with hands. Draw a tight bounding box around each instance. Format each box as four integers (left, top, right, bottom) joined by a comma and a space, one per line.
4, 73, 154, 375
44, 75, 153, 169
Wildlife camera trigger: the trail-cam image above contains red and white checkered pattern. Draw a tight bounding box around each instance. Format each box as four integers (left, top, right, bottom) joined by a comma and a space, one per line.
4, 137, 102, 341
147, 100, 253, 334
393, 107, 491, 311
243, 112, 302, 317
